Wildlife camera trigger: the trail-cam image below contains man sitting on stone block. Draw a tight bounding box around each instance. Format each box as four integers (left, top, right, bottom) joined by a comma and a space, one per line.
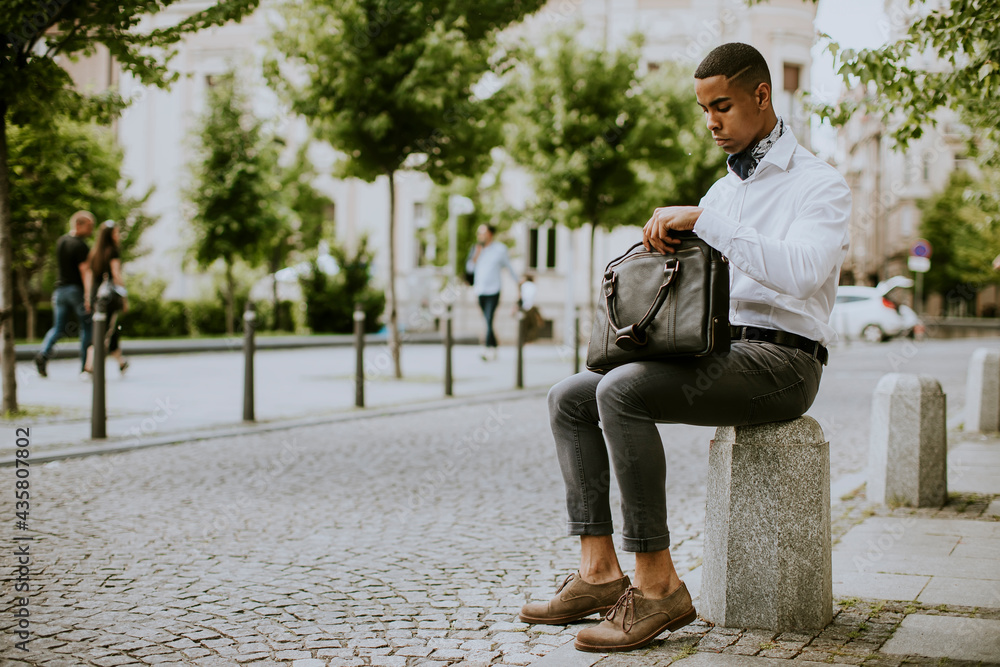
519, 42, 852, 652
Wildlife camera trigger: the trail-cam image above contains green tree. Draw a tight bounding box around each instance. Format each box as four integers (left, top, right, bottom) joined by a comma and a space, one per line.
299, 237, 385, 334
505, 32, 726, 310
919, 169, 1000, 308
0, 0, 258, 412
264, 144, 334, 330
267, 0, 546, 378
751, 0, 1000, 159
8, 116, 155, 339
186, 71, 282, 335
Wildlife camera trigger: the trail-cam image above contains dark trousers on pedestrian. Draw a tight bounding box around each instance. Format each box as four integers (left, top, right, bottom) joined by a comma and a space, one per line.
478, 292, 501, 348
39, 285, 93, 371
547, 340, 822, 552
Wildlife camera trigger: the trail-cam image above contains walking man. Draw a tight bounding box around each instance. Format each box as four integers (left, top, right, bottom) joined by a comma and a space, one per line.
519, 43, 851, 652
36, 210, 96, 377
466, 224, 518, 361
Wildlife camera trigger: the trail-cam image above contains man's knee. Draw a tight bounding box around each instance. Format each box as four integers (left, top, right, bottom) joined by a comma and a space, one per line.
548, 376, 575, 415
594, 365, 644, 413
548, 373, 599, 421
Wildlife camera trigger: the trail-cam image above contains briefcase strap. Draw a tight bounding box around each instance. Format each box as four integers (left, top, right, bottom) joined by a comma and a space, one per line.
603, 258, 679, 351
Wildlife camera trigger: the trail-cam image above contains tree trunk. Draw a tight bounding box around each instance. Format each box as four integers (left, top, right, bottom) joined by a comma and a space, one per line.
225, 261, 235, 336
387, 170, 402, 378
270, 255, 278, 331
0, 105, 18, 414
14, 267, 35, 341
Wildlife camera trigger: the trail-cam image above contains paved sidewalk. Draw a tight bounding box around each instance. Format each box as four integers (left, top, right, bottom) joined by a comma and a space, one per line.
534, 432, 1000, 667
2, 342, 578, 461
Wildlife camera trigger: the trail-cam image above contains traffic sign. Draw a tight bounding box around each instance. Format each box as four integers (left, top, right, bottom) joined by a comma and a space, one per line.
911, 239, 932, 258
908, 255, 931, 273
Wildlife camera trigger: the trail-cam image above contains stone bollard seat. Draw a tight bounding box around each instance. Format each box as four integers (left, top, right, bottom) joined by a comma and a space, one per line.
702, 416, 832, 633
868, 373, 946, 508
965, 348, 1000, 433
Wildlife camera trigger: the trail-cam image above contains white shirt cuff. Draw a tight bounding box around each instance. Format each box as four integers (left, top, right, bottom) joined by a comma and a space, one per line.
693, 206, 738, 255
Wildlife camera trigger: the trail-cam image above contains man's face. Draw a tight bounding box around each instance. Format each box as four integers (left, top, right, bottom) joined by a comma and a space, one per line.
476, 225, 492, 244
694, 75, 769, 155
78, 218, 95, 237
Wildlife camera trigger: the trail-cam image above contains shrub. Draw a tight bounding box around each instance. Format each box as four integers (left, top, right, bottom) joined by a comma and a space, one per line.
300, 238, 384, 333
122, 276, 188, 338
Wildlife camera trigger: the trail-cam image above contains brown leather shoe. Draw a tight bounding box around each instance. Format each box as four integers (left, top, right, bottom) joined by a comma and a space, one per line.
519, 572, 631, 625
573, 583, 696, 652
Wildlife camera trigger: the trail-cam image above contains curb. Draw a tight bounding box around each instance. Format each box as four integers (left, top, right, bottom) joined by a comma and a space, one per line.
0, 386, 550, 466
16, 332, 481, 361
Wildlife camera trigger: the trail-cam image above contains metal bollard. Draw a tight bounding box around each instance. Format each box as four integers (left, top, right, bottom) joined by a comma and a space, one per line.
516, 309, 525, 389
243, 302, 256, 422
444, 304, 453, 397
574, 308, 581, 375
354, 303, 365, 408
91, 310, 107, 439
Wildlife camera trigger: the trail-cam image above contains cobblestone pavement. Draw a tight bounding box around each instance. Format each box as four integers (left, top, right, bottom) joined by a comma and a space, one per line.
1, 395, 716, 666
3, 338, 995, 666
592, 487, 1000, 667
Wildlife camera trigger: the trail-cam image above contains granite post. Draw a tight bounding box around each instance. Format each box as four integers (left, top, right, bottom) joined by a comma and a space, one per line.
965, 348, 1000, 433
868, 373, 947, 508
703, 416, 832, 632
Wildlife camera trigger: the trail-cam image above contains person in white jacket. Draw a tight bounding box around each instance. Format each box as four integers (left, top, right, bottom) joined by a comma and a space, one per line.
520, 42, 852, 653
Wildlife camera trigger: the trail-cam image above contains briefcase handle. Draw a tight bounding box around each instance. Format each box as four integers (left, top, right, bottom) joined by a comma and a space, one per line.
602, 243, 680, 352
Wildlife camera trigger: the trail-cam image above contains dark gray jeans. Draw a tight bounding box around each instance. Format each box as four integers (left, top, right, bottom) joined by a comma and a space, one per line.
547, 340, 822, 552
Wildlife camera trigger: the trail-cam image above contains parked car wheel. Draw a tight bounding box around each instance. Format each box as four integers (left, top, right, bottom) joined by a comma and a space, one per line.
862, 323, 886, 343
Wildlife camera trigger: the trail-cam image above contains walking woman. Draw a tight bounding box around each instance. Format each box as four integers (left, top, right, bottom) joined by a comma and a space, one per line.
84, 220, 130, 375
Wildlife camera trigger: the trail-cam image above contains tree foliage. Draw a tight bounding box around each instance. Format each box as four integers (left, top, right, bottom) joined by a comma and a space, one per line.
268, 0, 546, 377
0, 0, 258, 413
186, 71, 282, 335
299, 236, 385, 334
506, 33, 725, 234
8, 116, 155, 337
919, 169, 1000, 299
750, 0, 1000, 159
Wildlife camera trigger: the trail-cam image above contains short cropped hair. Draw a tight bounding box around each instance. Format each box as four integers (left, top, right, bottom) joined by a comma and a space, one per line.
70, 210, 96, 229
694, 43, 771, 94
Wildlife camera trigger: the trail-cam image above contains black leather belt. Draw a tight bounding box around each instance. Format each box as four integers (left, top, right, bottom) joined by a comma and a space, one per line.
731, 325, 828, 366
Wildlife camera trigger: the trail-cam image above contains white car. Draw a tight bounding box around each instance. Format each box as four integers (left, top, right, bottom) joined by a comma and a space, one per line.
831, 278, 913, 343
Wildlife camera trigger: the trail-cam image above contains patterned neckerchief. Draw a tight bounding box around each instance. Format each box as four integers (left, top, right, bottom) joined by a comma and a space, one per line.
727, 116, 785, 181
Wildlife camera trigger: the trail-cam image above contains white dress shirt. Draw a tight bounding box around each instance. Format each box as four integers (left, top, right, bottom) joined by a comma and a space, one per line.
694, 129, 852, 347
466, 242, 518, 296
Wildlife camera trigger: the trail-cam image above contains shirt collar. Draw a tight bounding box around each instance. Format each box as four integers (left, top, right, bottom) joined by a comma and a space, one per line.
726, 117, 792, 180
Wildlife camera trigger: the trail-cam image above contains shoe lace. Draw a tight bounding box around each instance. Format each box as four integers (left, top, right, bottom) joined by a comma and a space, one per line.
605, 587, 638, 633
555, 572, 577, 594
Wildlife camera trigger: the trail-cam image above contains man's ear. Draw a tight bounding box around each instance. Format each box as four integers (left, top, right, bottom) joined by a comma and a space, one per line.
754, 82, 771, 111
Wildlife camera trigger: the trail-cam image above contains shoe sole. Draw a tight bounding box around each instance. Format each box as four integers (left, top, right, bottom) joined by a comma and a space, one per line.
518, 605, 614, 625
573, 607, 698, 653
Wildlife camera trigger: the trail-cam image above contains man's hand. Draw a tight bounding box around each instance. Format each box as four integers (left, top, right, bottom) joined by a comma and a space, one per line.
643, 206, 702, 254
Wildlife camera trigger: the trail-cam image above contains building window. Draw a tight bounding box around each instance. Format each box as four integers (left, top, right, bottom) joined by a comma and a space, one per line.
922, 152, 932, 182
783, 63, 801, 93
545, 227, 557, 269
527, 224, 557, 270
647, 62, 660, 73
